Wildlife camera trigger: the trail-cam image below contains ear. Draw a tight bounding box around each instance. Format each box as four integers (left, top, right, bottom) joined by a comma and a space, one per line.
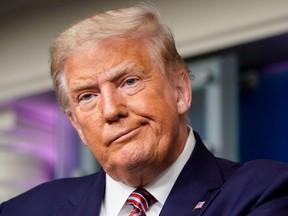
175, 73, 192, 115
68, 113, 87, 146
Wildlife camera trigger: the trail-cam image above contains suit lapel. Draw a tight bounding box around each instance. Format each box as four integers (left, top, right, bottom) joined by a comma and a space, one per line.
160, 131, 224, 216
59, 170, 106, 216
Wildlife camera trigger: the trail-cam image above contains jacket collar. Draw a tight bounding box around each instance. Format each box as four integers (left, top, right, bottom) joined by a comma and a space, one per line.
160, 131, 224, 216
62, 170, 106, 216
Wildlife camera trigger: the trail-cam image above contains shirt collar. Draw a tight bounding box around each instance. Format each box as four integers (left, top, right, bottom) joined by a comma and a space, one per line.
104, 126, 195, 215
104, 175, 134, 216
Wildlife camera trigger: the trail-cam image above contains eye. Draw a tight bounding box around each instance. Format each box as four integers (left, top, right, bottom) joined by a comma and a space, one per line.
119, 76, 144, 95
124, 77, 139, 86
81, 94, 92, 101
79, 93, 96, 102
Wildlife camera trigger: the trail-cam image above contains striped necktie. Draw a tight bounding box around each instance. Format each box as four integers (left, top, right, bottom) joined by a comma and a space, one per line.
126, 188, 157, 216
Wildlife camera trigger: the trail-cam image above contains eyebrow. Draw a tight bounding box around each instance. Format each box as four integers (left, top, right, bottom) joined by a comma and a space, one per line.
71, 80, 98, 94
70, 62, 143, 93
104, 62, 142, 81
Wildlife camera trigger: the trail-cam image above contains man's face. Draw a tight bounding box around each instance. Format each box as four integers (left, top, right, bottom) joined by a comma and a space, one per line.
64, 38, 191, 187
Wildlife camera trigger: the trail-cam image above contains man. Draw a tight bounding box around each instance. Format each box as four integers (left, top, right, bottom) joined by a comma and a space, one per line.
1, 4, 288, 216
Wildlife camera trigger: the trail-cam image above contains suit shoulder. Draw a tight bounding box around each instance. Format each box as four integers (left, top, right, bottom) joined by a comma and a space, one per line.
208, 159, 288, 214
216, 157, 288, 180
223, 159, 288, 193
240, 159, 288, 177
0, 173, 100, 215
21, 173, 98, 197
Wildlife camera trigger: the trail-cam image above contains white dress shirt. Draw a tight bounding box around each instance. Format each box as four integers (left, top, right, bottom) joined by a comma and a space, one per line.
100, 126, 195, 216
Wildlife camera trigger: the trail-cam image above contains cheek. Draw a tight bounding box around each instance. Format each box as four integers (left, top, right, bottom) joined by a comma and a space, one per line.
75, 113, 103, 143
131, 84, 177, 113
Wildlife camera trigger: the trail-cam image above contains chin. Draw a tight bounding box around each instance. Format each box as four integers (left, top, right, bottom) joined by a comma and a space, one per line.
121, 156, 148, 170
114, 154, 152, 175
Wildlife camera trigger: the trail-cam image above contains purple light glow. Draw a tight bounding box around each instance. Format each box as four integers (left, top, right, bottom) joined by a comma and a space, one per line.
0, 91, 80, 184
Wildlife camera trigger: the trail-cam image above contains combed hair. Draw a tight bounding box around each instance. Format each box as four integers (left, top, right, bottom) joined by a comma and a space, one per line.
49, 3, 190, 114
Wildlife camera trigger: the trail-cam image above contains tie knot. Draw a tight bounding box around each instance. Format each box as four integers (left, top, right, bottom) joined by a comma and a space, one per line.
126, 188, 157, 215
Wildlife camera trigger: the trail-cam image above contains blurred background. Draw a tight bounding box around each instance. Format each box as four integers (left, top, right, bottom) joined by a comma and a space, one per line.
1, 0, 288, 202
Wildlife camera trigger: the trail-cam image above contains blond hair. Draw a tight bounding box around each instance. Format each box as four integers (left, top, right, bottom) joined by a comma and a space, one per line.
49, 3, 189, 114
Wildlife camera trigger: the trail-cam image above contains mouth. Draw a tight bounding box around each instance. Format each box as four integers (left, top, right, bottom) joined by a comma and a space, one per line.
111, 125, 142, 144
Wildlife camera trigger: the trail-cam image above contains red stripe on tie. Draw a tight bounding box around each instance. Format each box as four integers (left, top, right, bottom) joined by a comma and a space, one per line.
126, 188, 157, 216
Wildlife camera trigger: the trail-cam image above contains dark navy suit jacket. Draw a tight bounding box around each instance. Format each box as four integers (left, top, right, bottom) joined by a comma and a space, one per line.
1, 132, 288, 215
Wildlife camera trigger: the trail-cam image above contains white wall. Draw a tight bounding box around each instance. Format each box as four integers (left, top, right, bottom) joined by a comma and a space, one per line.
1, 0, 288, 101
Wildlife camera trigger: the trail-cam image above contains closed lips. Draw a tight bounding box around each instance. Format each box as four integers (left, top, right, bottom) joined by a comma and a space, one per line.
111, 126, 142, 144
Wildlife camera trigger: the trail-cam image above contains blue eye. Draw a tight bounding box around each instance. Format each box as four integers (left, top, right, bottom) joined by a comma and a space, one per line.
80, 94, 93, 101
125, 78, 138, 86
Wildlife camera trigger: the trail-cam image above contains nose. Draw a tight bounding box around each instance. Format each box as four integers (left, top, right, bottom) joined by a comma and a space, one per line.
101, 85, 128, 123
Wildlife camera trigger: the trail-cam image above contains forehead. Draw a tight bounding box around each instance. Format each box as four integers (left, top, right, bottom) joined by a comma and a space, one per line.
64, 37, 160, 79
